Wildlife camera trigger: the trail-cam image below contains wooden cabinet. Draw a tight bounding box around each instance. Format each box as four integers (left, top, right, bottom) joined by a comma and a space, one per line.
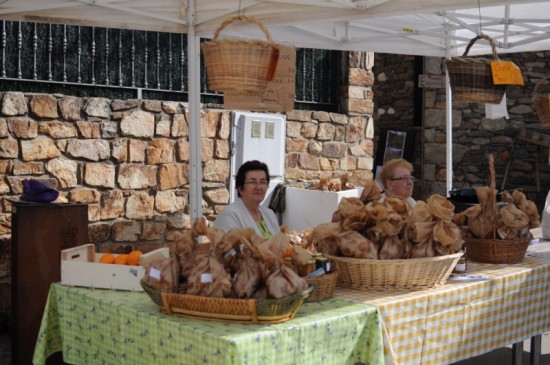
10, 200, 88, 365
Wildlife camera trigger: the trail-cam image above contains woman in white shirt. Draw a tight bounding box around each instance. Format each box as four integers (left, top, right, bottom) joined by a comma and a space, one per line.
214, 160, 280, 238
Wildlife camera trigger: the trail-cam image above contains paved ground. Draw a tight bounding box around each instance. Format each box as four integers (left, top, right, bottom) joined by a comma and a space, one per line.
1, 332, 548, 365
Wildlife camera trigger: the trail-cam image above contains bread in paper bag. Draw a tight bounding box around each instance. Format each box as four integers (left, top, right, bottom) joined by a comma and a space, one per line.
257, 234, 308, 298
337, 231, 378, 259
185, 242, 232, 298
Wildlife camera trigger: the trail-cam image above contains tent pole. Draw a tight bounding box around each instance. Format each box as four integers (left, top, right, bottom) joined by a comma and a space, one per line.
445, 41, 453, 196
187, 0, 203, 219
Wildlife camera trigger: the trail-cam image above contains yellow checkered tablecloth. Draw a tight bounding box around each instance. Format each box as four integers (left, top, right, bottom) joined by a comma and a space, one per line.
334, 255, 550, 365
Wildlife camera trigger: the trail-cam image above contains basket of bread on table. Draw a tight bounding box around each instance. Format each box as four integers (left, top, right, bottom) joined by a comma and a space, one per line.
455, 154, 540, 264
140, 217, 318, 324
314, 179, 464, 290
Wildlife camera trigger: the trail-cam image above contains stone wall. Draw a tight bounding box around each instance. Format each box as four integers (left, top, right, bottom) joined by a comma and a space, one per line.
0, 51, 376, 328
373, 51, 550, 212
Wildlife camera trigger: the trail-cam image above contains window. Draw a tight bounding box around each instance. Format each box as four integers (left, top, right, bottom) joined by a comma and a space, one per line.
0, 20, 340, 111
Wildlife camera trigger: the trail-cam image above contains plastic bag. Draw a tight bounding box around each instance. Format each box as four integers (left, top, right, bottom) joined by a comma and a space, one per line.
485, 94, 509, 119
20, 179, 59, 203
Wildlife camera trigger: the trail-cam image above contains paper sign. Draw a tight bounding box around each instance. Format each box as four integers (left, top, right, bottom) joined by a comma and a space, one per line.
418, 74, 445, 89
491, 61, 524, 85
224, 45, 296, 112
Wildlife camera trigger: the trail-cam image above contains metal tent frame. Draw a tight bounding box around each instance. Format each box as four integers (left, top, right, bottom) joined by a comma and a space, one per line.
3, 0, 550, 218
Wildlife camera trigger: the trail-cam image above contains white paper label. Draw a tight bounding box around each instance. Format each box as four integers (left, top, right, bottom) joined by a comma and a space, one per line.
197, 235, 210, 244
497, 229, 507, 240
149, 267, 161, 280
224, 248, 237, 259
200, 273, 213, 283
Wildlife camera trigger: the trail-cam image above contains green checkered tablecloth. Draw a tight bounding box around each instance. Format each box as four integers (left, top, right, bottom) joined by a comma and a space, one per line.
33, 283, 384, 365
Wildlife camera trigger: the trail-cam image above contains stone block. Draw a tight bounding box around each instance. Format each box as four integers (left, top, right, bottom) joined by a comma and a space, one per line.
146, 138, 174, 164
121, 110, 155, 138
126, 192, 155, 219
39, 121, 78, 139
30, 94, 58, 118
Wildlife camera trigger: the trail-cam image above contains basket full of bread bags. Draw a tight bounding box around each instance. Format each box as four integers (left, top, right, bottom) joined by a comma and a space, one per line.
315, 179, 463, 290
140, 217, 313, 324
283, 228, 339, 302
455, 154, 540, 264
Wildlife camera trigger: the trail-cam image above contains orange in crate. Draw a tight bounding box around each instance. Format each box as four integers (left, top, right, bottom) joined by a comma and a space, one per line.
127, 250, 143, 266
114, 254, 128, 265
99, 253, 116, 264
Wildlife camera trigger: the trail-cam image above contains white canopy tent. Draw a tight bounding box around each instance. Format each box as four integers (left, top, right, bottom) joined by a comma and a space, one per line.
2, 0, 550, 218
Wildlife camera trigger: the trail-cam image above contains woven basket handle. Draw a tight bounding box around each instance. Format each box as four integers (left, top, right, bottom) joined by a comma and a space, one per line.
532, 75, 550, 96
212, 15, 274, 44
461, 34, 499, 60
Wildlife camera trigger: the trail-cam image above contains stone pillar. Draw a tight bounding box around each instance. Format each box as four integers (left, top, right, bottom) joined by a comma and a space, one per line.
341, 51, 376, 179
343, 51, 375, 117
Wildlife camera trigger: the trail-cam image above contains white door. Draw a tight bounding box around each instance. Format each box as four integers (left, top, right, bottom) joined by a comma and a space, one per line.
229, 111, 286, 205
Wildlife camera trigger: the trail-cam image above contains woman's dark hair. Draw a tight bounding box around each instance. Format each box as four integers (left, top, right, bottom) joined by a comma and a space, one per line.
235, 160, 270, 197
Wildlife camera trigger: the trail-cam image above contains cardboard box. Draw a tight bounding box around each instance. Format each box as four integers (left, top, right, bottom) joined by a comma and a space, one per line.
281, 187, 363, 232
61, 244, 169, 291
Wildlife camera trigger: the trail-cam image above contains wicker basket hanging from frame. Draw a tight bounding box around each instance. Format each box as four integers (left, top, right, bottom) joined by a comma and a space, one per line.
201, 15, 280, 93
531, 75, 550, 126
444, 34, 508, 104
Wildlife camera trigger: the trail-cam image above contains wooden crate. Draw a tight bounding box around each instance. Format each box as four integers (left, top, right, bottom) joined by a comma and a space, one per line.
61, 244, 169, 291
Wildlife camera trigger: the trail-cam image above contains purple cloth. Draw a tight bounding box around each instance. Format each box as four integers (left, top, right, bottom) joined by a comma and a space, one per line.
20, 179, 59, 203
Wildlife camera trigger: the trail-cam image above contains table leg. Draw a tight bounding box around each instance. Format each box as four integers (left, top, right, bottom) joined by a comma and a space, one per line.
530, 335, 542, 365
512, 342, 523, 365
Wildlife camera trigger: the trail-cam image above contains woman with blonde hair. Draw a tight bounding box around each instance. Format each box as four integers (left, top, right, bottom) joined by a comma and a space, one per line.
379, 158, 416, 208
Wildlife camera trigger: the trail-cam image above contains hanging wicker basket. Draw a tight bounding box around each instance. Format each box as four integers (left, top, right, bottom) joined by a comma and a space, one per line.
531, 75, 550, 126
201, 15, 280, 93
444, 34, 507, 104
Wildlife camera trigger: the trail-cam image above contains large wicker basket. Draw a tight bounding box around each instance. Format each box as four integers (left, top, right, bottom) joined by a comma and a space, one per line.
532, 75, 550, 126
465, 237, 530, 264
304, 271, 339, 302
141, 279, 313, 324
325, 253, 462, 290
201, 15, 280, 93
444, 34, 507, 104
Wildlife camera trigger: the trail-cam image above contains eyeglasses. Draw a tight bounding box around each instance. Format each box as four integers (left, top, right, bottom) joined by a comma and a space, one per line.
390, 176, 415, 182
244, 179, 269, 187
